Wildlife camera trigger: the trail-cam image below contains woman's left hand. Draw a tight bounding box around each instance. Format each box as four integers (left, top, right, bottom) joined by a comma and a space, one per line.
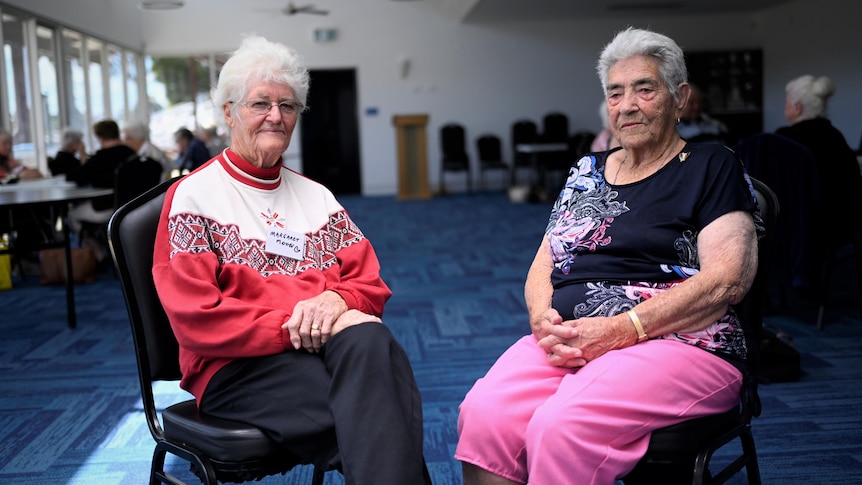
282, 290, 348, 352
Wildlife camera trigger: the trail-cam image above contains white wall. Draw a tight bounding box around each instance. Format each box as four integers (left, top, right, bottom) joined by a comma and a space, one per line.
6, 0, 860, 195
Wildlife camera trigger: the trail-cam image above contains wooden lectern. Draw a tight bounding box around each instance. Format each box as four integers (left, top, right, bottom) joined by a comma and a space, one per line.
393, 114, 431, 200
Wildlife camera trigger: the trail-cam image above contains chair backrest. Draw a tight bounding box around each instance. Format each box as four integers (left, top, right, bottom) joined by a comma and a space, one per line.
511, 119, 538, 163
542, 112, 569, 143
476, 134, 502, 163
737, 176, 779, 419
441, 123, 468, 163
736, 132, 818, 294
568, 131, 596, 159
115, 156, 164, 208
108, 177, 183, 439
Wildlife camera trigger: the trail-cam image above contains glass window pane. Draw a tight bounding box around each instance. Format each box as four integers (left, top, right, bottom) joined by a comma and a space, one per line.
62, 29, 87, 134
36, 25, 61, 160
3, 13, 34, 166
108, 45, 124, 122
125, 51, 140, 121
87, 37, 104, 123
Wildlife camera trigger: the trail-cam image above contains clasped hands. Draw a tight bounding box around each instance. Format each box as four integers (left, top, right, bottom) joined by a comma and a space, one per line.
533, 308, 625, 368
281, 290, 381, 353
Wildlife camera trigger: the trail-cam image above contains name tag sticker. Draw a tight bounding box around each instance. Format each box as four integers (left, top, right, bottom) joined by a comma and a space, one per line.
265, 228, 306, 260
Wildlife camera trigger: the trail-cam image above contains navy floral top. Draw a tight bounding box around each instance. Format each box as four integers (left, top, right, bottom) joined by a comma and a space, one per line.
546, 142, 759, 367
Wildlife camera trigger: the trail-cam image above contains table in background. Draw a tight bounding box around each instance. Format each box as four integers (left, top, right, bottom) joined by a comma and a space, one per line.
0, 178, 113, 329
515, 142, 569, 202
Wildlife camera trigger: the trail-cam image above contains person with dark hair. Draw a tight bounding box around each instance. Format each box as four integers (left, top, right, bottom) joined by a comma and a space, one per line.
677, 83, 729, 144
67, 119, 136, 262
173, 127, 210, 172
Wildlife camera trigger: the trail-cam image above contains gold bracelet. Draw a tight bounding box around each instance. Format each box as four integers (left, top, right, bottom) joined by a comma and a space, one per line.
626, 309, 648, 343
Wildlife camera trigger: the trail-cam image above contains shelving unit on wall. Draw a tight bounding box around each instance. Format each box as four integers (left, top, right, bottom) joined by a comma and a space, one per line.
685, 49, 763, 144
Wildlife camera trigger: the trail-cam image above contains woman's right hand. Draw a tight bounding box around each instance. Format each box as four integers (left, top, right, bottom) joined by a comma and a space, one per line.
533, 308, 583, 368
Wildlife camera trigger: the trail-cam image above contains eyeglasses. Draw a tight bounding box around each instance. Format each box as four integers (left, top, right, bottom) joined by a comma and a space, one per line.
234, 100, 303, 117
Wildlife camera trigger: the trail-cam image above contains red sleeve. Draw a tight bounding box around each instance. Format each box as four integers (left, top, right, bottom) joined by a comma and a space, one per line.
152, 186, 293, 360
329, 237, 392, 316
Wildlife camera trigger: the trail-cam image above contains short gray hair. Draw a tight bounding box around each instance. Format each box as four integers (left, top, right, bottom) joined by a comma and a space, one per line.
212, 35, 310, 121
596, 27, 688, 102
123, 121, 150, 142
786, 75, 834, 120
61, 127, 84, 149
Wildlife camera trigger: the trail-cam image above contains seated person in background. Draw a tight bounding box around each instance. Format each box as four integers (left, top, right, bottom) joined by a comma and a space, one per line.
199, 125, 227, 157
123, 121, 172, 177
50, 127, 88, 178
0, 129, 42, 180
67, 119, 136, 262
152, 35, 432, 485
590, 100, 619, 152
173, 127, 210, 173
456, 27, 760, 484
677, 83, 729, 144
776, 74, 862, 244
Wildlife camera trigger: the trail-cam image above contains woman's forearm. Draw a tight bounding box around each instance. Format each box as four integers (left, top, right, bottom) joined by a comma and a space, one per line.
525, 238, 554, 330
623, 211, 758, 339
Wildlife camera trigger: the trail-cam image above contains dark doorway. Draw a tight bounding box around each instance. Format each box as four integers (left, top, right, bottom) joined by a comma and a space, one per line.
299, 69, 361, 194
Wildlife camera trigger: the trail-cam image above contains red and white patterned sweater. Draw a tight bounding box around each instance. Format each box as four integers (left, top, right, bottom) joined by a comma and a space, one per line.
152, 149, 391, 402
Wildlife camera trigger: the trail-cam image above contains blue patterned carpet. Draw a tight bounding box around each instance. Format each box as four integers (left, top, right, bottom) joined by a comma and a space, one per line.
1, 192, 860, 484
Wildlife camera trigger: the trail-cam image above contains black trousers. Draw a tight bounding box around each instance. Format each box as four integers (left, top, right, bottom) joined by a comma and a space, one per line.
200, 323, 432, 485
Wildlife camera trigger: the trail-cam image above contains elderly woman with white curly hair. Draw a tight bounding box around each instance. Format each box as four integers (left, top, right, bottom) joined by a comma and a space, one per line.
152, 35, 432, 484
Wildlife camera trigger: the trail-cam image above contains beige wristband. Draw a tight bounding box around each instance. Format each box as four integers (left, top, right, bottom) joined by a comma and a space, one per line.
626, 309, 648, 343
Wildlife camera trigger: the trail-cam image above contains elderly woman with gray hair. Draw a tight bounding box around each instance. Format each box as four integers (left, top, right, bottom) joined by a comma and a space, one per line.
123, 121, 171, 176
777, 75, 861, 243
456, 27, 761, 484
0, 129, 41, 179
151, 35, 431, 484
49, 127, 87, 177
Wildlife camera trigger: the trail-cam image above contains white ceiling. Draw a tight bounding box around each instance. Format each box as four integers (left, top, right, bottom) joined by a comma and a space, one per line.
461, 0, 796, 22
126, 0, 798, 23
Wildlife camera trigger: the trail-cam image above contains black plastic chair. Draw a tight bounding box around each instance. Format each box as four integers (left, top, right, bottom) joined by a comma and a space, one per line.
108, 178, 326, 485
623, 176, 777, 485
510, 119, 539, 185
541, 112, 569, 144
476, 134, 510, 190
79, 156, 164, 256
440, 123, 472, 194
735, 133, 819, 315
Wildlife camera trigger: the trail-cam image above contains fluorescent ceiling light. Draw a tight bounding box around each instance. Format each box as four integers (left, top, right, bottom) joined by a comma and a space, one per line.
138, 1, 185, 10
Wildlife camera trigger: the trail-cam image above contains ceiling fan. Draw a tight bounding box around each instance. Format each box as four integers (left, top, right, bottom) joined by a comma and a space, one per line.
282, 2, 329, 15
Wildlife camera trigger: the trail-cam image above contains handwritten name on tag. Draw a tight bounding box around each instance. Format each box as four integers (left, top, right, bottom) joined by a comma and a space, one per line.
265, 228, 306, 260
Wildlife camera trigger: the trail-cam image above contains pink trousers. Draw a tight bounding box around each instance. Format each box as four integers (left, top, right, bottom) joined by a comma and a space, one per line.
455, 336, 743, 485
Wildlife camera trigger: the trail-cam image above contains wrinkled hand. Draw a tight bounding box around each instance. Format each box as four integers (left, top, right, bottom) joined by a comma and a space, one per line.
282, 291, 348, 352
332, 309, 382, 335
532, 308, 583, 368
537, 315, 631, 368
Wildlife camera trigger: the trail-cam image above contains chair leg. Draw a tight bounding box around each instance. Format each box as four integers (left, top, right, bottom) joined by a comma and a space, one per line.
816, 249, 836, 331
855, 240, 862, 312
312, 465, 326, 485
740, 427, 762, 485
